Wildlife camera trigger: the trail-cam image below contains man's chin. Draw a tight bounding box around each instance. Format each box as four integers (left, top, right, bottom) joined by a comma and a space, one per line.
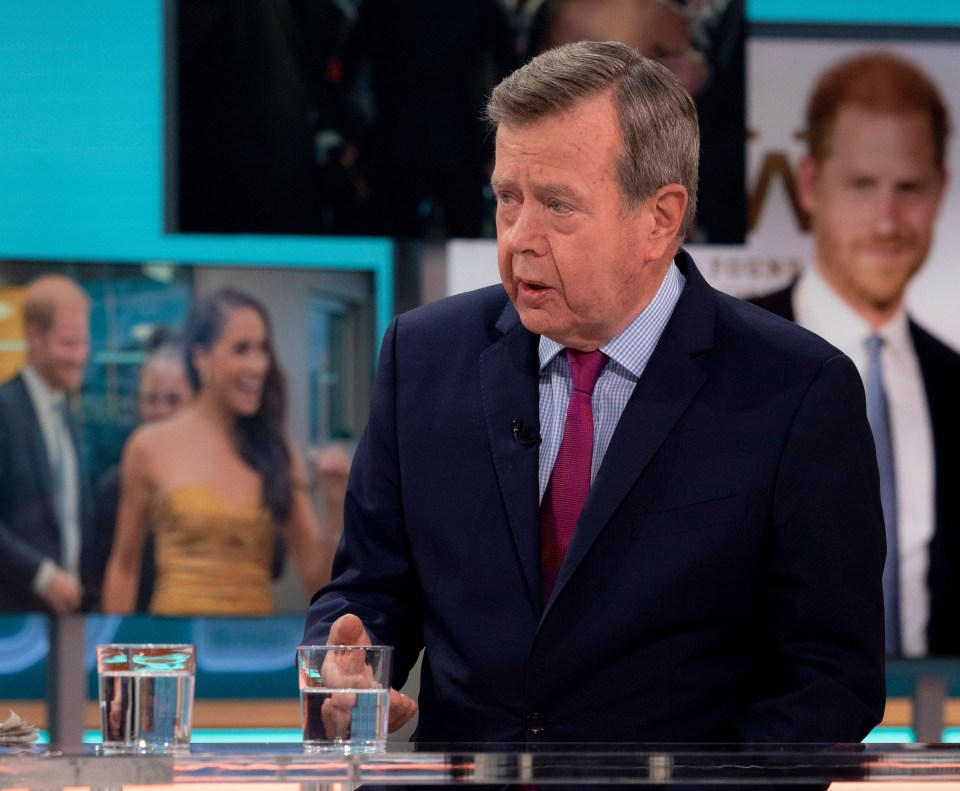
59, 376, 84, 391
514, 304, 554, 337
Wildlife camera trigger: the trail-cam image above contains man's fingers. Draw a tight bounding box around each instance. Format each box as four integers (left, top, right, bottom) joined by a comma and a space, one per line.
328, 613, 372, 646
50, 599, 71, 616
44, 573, 81, 615
321, 692, 357, 740
323, 616, 400, 711
324, 615, 375, 679
387, 690, 417, 733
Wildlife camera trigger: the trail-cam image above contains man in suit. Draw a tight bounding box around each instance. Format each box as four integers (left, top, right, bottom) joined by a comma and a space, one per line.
305, 41, 885, 743
0, 274, 93, 613
751, 52, 960, 657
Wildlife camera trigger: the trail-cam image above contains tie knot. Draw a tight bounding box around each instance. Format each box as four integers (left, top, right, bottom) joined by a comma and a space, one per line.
865, 334, 885, 357
566, 349, 607, 396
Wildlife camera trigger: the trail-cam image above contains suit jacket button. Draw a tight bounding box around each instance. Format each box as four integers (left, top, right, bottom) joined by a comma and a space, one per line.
524, 713, 546, 735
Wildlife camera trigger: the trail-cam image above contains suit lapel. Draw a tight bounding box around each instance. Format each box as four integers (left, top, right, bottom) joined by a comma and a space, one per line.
13, 374, 56, 500
480, 301, 543, 610
546, 252, 716, 610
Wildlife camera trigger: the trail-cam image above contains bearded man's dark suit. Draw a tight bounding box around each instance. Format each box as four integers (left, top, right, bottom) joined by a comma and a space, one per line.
752, 281, 960, 656
305, 250, 886, 743
0, 372, 94, 612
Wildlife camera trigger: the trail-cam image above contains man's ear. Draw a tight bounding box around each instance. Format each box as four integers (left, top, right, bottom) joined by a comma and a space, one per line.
795, 154, 819, 216
24, 323, 42, 356
643, 183, 688, 260
934, 166, 949, 213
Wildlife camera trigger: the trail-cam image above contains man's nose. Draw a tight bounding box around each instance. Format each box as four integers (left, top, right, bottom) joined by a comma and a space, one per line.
69, 343, 90, 366
872, 191, 902, 236
504, 204, 548, 256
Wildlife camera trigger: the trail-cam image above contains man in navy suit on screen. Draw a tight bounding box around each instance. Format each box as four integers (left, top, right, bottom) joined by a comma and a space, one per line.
305, 41, 886, 743
0, 274, 93, 613
752, 52, 960, 658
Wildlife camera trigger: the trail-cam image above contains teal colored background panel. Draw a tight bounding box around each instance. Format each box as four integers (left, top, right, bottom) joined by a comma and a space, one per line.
0, 615, 47, 698
748, 0, 960, 25
82, 615, 304, 700
0, 0, 393, 342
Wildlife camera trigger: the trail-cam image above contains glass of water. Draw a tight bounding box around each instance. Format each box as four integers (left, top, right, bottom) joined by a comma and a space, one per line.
297, 644, 392, 753
96, 643, 196, 753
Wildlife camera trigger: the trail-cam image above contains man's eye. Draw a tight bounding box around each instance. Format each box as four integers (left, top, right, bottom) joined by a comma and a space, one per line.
896, 183, 923, 196
548, 199, 571, 214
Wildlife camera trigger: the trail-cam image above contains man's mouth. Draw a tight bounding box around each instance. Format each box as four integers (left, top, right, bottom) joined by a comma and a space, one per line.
520, 279, 548, 292
861, 236, 912, 258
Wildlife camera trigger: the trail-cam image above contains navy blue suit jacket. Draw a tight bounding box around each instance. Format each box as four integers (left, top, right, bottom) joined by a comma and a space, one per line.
305, 251, 886, 743
752, 282, 960, 655
0, 372, 94, 611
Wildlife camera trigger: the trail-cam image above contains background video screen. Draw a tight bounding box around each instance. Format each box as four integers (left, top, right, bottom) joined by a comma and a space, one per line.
168, 0, 747, 244
0, 259, 375, 614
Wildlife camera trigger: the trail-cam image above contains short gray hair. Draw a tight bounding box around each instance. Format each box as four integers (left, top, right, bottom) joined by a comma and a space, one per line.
485, 40, 699, 238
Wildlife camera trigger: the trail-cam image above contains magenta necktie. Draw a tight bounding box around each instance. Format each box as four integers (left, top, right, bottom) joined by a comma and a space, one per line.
540, 349, 608, 602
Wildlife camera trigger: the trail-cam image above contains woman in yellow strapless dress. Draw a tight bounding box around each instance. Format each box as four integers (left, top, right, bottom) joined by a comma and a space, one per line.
101, 287, 339, 615
148, 485, 276, 615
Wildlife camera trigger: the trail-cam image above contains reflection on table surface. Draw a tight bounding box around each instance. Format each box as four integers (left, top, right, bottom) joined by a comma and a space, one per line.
5, 743, 960, 787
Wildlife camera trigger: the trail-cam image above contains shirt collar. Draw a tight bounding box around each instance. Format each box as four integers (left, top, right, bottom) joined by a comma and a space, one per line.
21, 363, 66, 412
538, 260, 686, 377
795, 263, 912, 357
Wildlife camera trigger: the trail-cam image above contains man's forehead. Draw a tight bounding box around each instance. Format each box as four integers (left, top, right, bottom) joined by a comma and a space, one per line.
827, 107, 937, 151
492, 117, 620, 181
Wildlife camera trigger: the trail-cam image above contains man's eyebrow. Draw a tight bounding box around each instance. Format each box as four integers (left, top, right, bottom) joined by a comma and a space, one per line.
536, 182, 580, 200
489, 175, 580, 199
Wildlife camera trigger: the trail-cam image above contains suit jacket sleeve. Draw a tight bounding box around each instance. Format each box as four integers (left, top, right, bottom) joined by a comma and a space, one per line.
304, 316, 425, 687
0, 394, 49, 591
737, 351, 886, 742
